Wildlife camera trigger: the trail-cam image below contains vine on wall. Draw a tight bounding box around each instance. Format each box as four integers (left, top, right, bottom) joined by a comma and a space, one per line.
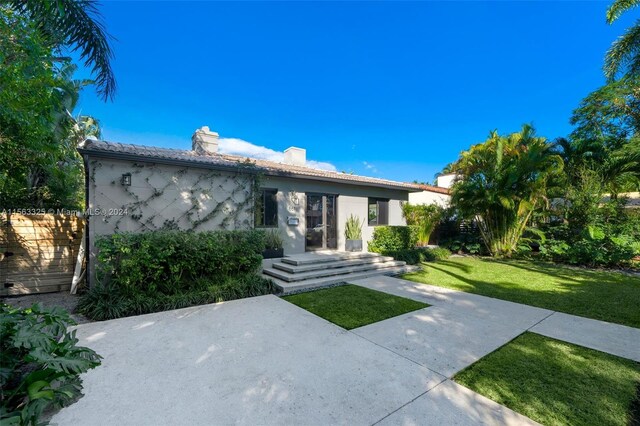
89, 159, 263, 233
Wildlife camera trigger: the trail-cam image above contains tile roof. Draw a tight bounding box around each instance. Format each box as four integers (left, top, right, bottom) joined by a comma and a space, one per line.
78, 139, 433, 192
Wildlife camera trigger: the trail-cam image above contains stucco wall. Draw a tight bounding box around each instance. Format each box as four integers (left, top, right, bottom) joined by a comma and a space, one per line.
260, 176, 409, 255
408, 190, 451, 208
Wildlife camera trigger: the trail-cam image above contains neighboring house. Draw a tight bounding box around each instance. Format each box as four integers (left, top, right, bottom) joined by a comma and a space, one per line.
78, 127, 425, 286
408, 184, 451, 208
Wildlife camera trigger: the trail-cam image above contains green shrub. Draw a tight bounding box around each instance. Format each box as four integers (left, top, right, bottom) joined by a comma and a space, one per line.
368, 226, 418, 253
78, 274, 275, 321
401, 203, 443, 245
78, 230, 274, 320
0, 304, 102, 425
379, 247, 451, 265
95, 230, 265, 293
422, 247, 452, 261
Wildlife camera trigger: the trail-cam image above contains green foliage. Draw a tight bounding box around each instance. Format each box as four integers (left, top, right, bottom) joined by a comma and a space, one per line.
374, 247, 451, 265
422, 247, 452, 261
401, 203, 443, 245
264, 229, 283, 249
450, 124, 563, 257
78, 230, 274, 320
8, 0, 117, 101
344, 214, 363, 240
78, 274, 275, 321
368, 226, 418, 253
604, 0, 640, 80
0, 304, 101, 425
0, 6, 103, 209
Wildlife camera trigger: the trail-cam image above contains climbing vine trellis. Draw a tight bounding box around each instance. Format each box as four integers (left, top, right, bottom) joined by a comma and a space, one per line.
89, 159, 263, 234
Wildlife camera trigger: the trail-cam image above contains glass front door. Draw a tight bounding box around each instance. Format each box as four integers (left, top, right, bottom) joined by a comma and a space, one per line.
305, 194, 337, 251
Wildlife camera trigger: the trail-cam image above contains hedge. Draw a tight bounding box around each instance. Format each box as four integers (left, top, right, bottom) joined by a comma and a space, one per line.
78, 230, 273, 320
368, 226, 418, 253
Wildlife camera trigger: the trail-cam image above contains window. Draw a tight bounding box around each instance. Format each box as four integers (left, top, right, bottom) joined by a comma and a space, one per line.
256, 189, 278, 227
368, 198, 389, 226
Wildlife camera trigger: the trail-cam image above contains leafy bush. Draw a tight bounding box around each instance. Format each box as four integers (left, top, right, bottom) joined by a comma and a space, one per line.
78, 274, 275, 321
379, 247, 451, 265
368, 226, 418, 253
422, 247, 452, 261
95, 230, 265, 293
0, 304, 101, 425
401, 203, 443, 245
78, 230, 274, 320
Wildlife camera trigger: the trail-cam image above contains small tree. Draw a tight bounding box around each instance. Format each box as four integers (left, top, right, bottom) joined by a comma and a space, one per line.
450, 125, 563, 257
401, 203, 443, 246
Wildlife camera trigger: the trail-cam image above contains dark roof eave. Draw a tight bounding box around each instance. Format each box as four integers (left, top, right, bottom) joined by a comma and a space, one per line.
77, 147, 420, 193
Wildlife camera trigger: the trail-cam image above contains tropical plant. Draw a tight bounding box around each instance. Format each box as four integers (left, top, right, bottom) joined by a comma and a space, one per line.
345, 214, 363, 240
401, 203, 443, 246
0, 304, 102, 425
450, 124, 563, 257
7, 0, 116, 100
0, 5, 106, 209
604, 0, 640, 80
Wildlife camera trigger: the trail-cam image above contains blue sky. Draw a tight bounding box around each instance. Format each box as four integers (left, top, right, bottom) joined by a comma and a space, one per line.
76, 1, 629, 183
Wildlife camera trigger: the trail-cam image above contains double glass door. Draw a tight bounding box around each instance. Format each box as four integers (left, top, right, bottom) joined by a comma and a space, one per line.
305, 194, 337, 251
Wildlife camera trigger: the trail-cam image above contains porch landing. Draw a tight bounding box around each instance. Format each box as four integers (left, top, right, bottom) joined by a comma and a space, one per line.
262, 251, 419, 294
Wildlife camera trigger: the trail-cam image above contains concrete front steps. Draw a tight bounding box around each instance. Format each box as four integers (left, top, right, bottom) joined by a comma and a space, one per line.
262, 251, 419, 294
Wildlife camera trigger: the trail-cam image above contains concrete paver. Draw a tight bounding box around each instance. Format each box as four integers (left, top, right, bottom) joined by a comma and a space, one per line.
352, 306, 524, 377
530, 311, 640, 362
376, 380, 540, 426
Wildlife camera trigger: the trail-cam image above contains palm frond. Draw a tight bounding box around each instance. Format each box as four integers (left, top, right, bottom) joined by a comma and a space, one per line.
604, 20, 640, 81
11, 0, 116, 101
606, 0, 640, 24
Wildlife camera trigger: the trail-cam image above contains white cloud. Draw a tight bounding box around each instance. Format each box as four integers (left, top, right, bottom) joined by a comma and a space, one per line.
218, 137, 337, 171
363, 161, 378, 173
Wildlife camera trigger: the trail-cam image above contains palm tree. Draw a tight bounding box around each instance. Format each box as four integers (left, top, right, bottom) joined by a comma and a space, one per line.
451, 125, 564, 257
8, 0, 116, 101
604, 0, 640, 80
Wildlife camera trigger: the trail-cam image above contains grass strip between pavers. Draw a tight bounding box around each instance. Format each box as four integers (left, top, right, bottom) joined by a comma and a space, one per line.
282, 284, 429, 330
454, 332, 640, 426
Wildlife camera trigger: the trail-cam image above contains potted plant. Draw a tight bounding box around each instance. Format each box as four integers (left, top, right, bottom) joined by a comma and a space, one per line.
262, 229, 284, 259
345, 214, 363, 252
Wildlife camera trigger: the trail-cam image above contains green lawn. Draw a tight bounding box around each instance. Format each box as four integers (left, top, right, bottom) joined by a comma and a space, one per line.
455, 332, 640, 426
402, 257, 640, 328
282, 284, 429, 330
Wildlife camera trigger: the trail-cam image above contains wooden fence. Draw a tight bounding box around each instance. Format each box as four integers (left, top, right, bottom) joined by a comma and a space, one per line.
0, 213, 84, 296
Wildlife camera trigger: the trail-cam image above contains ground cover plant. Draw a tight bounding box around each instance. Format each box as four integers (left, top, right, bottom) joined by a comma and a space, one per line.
0, 304, 101, 425
403, 257, 640, 328
78, 230, 275, 320
454, 332, 640, 426
282, 284, 428, 329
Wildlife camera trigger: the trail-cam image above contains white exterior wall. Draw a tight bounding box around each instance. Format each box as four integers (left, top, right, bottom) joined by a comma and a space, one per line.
408, 190, 451, 208
261, 176, 409, 255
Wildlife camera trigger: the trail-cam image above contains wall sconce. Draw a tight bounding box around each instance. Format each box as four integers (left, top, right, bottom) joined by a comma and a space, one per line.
121, 173, 132, 186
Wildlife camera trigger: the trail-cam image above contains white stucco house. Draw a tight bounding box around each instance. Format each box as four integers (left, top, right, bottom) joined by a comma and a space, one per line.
78, 127, 450, 286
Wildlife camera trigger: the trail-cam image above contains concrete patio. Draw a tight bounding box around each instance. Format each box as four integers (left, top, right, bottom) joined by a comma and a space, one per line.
52, 294, 536, 426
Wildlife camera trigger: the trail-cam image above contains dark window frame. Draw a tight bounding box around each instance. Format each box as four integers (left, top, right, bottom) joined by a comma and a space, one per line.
368, 198, 389, 226
255, 188, 278, 228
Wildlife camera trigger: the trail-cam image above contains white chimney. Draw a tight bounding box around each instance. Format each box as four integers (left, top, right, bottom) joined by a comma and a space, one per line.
283, 147, 306, 167
192, 126, 219, 155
